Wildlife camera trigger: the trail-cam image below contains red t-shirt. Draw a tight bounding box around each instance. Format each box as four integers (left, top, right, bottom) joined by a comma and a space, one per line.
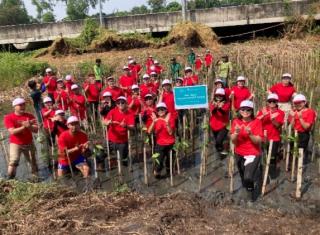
54, 120, 68, 138
257, 107, 284, 141
119, 75, 135, 96
162, 91, 177, 119
146, 58, 154, 69
195, 59, 203, 70
231, 118, 263, 156
104, 108, 135, 144
43, 76, 57, 94
64, 81, 74, 93
269, 83, 296, 102
230, 86, 251, 110
54, 89, 69, 111
205, 54, 213, 67
183, 75, 199, 86
84, 82, 101, 102
127, 95, 142, 115
69, 94, 86, 120
102, 86, 124, 101
209, 101, 230, 131
154, 117, 176, 145
141, 106, 156, 129
140, 83, 157, 99
58, 130, 88, 164
129, 64, 142, 83
289, 108, 316, 132
4, 112, 36, 145
41, 107, 55, 131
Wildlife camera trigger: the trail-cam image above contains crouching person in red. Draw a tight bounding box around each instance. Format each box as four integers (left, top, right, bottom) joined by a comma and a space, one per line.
148, 102, 175, 179
57, 116, 90, 178
231, 100, 263, 201
4, 98, 39, 179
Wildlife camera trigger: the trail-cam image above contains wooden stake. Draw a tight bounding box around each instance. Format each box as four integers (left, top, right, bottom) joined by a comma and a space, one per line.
143, 145, 148, 185
65, 149, 74, 178
116, 150, 122, 180
295, 148, 304, 199
170, 150, 173, 187
229, 140, 235, 194
285, 124, 292, 172
291, 130, 298, 182
93, 153, 98, 179
127, 130, 133, 172
176, 148, 181, 175
199, 146, 204, 192
0, 132, 9, 164
262, 140, 273, 196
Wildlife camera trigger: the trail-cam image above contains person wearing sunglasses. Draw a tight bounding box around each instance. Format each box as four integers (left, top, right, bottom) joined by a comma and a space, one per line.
209, 88, 231, 159
140, 74, 157, 99
269, 73, 297, 122
103, 96, 135, 166
230, 76, 253, 111
148, 102, 176, 178
231, 100, 263, 201
257, 94, 285, 178
288, 94, 316, 164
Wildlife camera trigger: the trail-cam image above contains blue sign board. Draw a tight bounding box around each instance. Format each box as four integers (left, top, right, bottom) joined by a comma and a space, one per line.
173, 85, 208, 110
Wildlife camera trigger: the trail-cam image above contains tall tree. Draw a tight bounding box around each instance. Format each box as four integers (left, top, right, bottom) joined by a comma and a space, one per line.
0, 0, 30, 26
31, 0, 55, 22
131, 5, 149, 15
58, 0, 105, 20
166, 1, 181, 12
42, 11, 55, 22
148, 0, 166, 13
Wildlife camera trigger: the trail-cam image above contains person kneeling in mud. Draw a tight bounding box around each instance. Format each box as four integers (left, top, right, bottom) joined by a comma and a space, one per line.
148, 102, 175, 179
57, 116, 90, 178
230, 100, 263, 201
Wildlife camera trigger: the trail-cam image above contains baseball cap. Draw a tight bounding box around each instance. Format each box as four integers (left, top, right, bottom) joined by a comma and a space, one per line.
156, 102, 167, 109
12, 98, 25, 107
267, 93, 279, 101
143, 74, 150, 79
215, 88, 225, 95
65, 75, 72, 81
123, 65, 129, 70
102, 91, 112, 97
131, 84, 139, 90
71, 84, 79, 90
293, 94, 306, 103
237, 76, 246, 81
214, 78, 223, 84
185, 67, 192, 72
116, 96, 127, 102
240, 100, 254, 109
67, 116, 79, 124
144, 94, 153, 99
45, 68, 52, 73
55, 110, 65, 116
43, 97, 52, 103
162, 79, 171, 86
282, 73, 292, 79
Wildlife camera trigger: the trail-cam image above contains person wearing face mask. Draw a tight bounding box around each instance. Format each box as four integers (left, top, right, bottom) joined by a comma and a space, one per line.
288, 94, 316, 164
230, 76, 253, 111
269, 73, 297, 122
148, 102, 176, 179
209, 88, 231, 158
231, 100, 263, 201
257, 94, 285, 178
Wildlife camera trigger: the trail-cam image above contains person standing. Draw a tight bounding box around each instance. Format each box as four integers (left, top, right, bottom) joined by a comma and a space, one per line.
43, 68, 57, 102
28, 80, 43, 124
187, 48, 196, 67
170, 57, 182, 79
83, 74, 101, 122
101, 76, 124, 102
217, 55, 232, 86
69, 84, 86, 121
230, 76, 253, 111
183, 67, 199, 86
204, 49, 214, 70
119, 66, 135, 97
4, 98, 39, 179
94, 58, 103, 83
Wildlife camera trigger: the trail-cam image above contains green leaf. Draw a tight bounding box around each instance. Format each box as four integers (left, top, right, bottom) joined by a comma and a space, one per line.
95, 144, 104, 150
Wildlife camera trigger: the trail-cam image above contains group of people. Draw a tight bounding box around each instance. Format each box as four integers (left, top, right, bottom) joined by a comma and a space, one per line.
3, 53, 317, 201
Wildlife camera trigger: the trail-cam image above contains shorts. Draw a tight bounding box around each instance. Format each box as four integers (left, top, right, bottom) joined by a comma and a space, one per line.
9, 143, 36, 166
58, 155, 86, 170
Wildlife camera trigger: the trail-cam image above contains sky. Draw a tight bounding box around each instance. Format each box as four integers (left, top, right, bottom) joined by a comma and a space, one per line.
23, 0, 168, 20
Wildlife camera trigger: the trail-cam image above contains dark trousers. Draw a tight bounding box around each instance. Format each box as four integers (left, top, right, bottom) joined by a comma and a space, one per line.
88, 101, 99, 122
236, 154, 261, 191
268, 141, 281, 165
111, 142, 128, 164
154, 144, 174, 174
298, 131, 310, 164
212, 128, 228, 152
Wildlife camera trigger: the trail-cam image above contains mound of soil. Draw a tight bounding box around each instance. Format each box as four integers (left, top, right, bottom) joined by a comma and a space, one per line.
0, 187, 319, 234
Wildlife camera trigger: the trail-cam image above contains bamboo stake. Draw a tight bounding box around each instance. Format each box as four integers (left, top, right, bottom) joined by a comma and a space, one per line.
262, 140, 273, 196
170, 150, 173, 187
93, 152, 98, 179
128, 130, 133, 172
143, 144, 148, 185
285, 124, 292, 172
183, 114, 187, 157
65, 149, 74, 179
199, 145, 204, 192
295, 148, 304, 199
116, 150, 123, 181
0, 132, 9, 164
291, 130, 298, 182
175, 146, 181, 175
229, 139, 235, 194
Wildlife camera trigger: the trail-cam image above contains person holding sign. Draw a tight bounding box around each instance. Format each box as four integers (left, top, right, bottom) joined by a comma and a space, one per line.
231, 100, 263, 201
148, 102, 176, 179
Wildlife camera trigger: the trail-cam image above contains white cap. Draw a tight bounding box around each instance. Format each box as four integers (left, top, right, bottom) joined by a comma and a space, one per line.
67, 116, 79, 124
267, 93, 279, 101
65, 75, 72, 81
185, 66, 192, 72
215, 88, 225, 95
148, 55, 152, 58
237, 76, 246, 81
282, 73, 292, 79
55, 110, 64, 116
293, 94, 306, 103
43, 97, 52, 103
123, 65, 129, 70
102, 91, 112, 97
131, 84, 139, 90
156, 102, 167, 109
128, 59, 134, 64
71, 84, 79, 90
214, 78, 223, 84
128, 56, 133, 60
12, 98, 25, 107
144, 94, 153, 99
57, 78, 63, 83
150, 65, 155, 70
143, 74, 150, 79
106, 76, 114, 80
154, 60, 159, 64
150, 71, 157, 76
240, 100, 254, 109
116, 96, 127, 102
162, 79, 172, 86
45, 68, 52, 73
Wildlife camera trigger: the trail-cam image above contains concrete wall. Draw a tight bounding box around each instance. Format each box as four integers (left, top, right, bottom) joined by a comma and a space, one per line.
0, 1, 318, 45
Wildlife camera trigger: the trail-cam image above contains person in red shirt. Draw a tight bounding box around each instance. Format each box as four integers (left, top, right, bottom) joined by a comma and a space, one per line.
159, 79, 177, 120
183, 67, 199, 86
269, 73, 296, 121
64, 74, 74, 94
101, 76, 124, 102
52, 110, 68, 142
257, 94, 284, 178
212, 78, 231, 100
43, 68, 57, 102
209, 88, 231, 158
153, 60, 163, 75
145, 55, 154, 70
54, 79, 70, 111
195, 55, 203, 72
127, 85, 142, 118
150, 72, 160, 93
204, 49, 213, 69
141, 94, 156, 130
288, 94, 316, 164
230, 100, 263, 201
41, 96, 56, 145
57, 116, 90, 178
230, 76, 253, 110
4, 98, 39, 179
83, 74, 101, 122
99, 91, 115, 117
128, 59, 142, 83
139, 74, 156, 99
119, 66, 135, 97
69, 84, 87, 121
103, 96, 135, 166
148, 102, 176, 178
